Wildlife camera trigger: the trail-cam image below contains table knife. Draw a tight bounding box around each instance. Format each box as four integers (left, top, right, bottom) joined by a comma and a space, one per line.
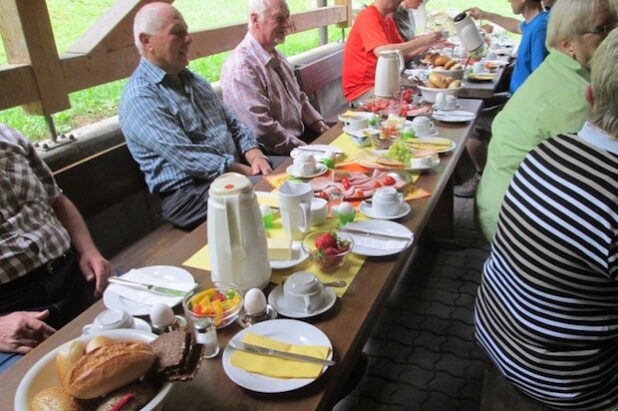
339, 226, 413, 241
229, 341, 335, 366
108, 277, 188, 297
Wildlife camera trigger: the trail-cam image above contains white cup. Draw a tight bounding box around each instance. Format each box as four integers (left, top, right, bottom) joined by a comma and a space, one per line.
473, 62, 484, 74
371, 187, 404, 216
283, 271, 323, 313
435, 92, 446, 110
292, 153, 316, 177
444, 95, 457, 110
486, 51, 497, 60
411, 116, 435, 136
408, 68, 427, 81
278, 181, 312, 240
345, 114, 369, 130
82, 309, 134, 335
310, 197, 328, 225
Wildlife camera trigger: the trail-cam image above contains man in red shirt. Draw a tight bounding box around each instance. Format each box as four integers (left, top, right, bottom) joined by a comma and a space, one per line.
342, 0, 443, 101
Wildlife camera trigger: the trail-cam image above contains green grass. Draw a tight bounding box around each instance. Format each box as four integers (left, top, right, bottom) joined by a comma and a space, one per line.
0, 0, 514, 141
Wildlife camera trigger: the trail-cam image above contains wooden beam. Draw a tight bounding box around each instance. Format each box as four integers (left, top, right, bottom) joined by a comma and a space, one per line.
334, 0, 352, 28
0, 0, 70, 114
0, 5, 348, 111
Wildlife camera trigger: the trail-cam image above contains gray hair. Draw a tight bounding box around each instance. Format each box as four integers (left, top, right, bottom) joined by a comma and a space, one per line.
589, 28, 618, 136
133, 3, 169, 55
546, 0, 617, 49
248, 0, 270, 29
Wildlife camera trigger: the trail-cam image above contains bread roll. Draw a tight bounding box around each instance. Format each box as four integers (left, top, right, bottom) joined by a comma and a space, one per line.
85, 336, 114, 353
448, 79, 462, 89
445, 77, 454, 85
433, 55, 450, 67
66, 341, 155, 399
56, 339, 86, 388
429, 72, 448, 89
450, 63, 463, 71
31, 387, 88, 411
444, 60, 457, 70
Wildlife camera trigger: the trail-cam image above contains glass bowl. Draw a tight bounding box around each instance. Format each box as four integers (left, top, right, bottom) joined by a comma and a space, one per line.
182, 282, 243, 329
302, 231, 354, 272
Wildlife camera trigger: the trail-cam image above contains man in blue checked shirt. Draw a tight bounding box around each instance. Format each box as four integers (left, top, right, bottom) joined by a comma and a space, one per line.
119, 2, 273, 230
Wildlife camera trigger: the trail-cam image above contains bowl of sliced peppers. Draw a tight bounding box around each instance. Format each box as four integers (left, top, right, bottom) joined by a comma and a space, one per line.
182, 282, 243, 328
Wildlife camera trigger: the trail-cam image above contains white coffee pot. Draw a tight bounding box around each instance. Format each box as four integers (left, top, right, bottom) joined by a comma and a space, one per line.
452, 12, 484, 52
375, 50, 404, 98
207, 173, 271, 291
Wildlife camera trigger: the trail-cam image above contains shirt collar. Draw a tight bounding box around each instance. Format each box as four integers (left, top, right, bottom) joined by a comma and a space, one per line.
578, 121, 618, 154
247, 32, 280, 67
138, 57, 192, 84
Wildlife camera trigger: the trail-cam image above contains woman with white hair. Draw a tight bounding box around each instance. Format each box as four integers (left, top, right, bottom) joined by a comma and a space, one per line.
475, 28, 618, 409
476, 0, 617, 241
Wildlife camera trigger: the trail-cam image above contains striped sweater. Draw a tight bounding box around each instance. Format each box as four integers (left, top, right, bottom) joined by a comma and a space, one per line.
475, 132, 618, 410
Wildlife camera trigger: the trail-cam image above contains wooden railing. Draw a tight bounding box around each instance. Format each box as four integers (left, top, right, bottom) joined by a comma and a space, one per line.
0, 0, 352, 115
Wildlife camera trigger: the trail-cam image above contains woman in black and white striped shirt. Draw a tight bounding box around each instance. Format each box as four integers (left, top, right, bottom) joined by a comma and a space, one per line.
475, 28, 618, 409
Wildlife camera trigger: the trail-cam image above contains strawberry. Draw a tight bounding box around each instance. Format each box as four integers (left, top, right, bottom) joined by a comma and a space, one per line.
315, 232, 336, 249
325, 247, 340, 256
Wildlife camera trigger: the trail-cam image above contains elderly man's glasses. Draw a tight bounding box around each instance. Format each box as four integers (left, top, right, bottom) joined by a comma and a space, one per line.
583, 22, 617, 36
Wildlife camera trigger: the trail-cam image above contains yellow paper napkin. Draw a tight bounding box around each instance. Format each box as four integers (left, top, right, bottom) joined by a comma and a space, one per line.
230, 332, 331, 378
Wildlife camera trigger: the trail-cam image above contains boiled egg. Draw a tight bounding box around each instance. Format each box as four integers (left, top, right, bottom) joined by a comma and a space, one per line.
323, 150, 336, 161
244, 288, 267, 315
337, 202, 355, 216
150, 303, 175, 329
259, 204, 273, 217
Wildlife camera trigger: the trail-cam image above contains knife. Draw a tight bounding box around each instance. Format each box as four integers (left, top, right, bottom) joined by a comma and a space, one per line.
339, 226, 413, 241
229, 340, 335, 366
108, 277, 188, 297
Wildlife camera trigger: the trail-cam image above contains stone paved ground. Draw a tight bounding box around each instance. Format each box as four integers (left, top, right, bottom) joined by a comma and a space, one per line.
335, 196, 492, 410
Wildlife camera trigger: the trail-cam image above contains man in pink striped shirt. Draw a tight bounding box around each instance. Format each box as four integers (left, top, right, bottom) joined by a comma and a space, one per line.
220, 0, 329, 155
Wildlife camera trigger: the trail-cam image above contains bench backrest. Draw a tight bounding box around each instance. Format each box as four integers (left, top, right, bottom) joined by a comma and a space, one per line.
294, 47, 347, 123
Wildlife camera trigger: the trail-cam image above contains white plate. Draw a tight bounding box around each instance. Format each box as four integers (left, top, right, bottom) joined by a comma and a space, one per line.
342, 126, 379, 139
268, 284, 337, 319
103, 266, 195, 316
432, 111, 476, 123
222, 319, 333, 393
286, 163, 328, 179
432, 103, 461, 111
371, 150, 440, 171
14, 329, 172, 411
408, 137, 456, 154
337, 111, 374, 123
343, 220, 413, 257
291, 145, 343, 162
359, 201, 411, 220
269, 241, 309, 270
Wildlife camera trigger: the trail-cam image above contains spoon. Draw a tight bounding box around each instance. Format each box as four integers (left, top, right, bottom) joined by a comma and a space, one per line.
322, 280, 346, 288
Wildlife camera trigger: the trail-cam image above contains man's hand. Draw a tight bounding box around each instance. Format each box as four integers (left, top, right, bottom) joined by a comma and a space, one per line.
79, 251, 114, 298
466, 7, 486, 20
0, 311, 56, 354
251, 157, 272, 176
310, 120, 330, 135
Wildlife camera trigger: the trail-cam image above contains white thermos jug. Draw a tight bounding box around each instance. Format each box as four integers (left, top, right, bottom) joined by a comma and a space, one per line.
453, 12, 484, 52
374, 50, 404, 98
207, 173, 271, 291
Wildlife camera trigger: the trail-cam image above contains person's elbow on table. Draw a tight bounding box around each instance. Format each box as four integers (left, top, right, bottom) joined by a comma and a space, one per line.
0, 311, 56, 354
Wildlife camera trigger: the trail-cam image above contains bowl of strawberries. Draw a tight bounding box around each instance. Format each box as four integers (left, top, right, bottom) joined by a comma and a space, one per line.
302, 231, 353, 272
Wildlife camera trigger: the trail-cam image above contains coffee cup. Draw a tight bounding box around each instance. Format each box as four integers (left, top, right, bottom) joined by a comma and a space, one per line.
486, 51, 497, 60
345, 114, 369, 130
473, 61, 484, 74
371, 186, 404, 216
278, 181, 312, 240
292, 153, 316, 177
444, 95, 457, 110
411, 116, 435, 136
283, 271, 323, 313
310, 197, 328, 225
82, 309, 134, 335
434, 92, 446, 110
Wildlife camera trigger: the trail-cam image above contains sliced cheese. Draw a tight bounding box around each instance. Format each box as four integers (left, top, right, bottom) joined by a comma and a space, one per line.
267, 238, 292, 260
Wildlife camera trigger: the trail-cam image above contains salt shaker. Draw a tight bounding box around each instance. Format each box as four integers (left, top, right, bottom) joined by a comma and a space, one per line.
194, 317, 219, 359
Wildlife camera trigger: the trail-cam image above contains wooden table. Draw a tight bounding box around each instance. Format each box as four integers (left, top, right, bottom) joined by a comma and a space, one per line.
459, 64, 510, 99
1, 100, 483, 410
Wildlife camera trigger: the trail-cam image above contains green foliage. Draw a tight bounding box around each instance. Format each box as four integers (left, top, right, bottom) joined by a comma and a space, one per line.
0, 0, 513, 141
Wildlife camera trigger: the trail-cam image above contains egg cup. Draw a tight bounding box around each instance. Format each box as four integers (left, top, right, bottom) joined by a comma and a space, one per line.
236, 305, 278, 328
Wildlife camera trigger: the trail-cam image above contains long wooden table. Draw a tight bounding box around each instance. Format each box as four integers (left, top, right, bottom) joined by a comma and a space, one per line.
1, 99, 483, 410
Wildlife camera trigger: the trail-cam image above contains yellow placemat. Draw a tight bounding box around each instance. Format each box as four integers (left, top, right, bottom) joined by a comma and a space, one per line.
230, 332, 330, 378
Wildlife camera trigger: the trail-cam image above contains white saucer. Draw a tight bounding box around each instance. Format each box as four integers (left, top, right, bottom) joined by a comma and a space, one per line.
359, 201, 411, 220
269, 241, 309, 270
286, 163, 328, 179
133, 317, 152, 332
432, 111, 476, 123
432, 103, 461, 111
413, 127, 439, 138
343, 126, 379, 139
268, 284, 337, 319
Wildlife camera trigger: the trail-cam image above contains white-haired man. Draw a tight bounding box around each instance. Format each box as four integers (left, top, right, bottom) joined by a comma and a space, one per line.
219, 0, 329, 156
119, 2, 273, 230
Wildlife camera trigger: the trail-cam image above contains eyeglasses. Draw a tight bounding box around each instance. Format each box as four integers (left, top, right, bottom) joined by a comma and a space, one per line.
582, 22, 617, 37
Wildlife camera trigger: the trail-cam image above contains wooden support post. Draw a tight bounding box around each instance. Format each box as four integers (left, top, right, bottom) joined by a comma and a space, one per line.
317, 0, 327, 45
334, 0, 352, 28
0, 0, 70, 115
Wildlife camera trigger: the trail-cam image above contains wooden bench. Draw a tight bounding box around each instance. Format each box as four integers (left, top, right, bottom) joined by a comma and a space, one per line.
52, 142, 185, 273
294, 47, 347, 125
481, 365, 551, 411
